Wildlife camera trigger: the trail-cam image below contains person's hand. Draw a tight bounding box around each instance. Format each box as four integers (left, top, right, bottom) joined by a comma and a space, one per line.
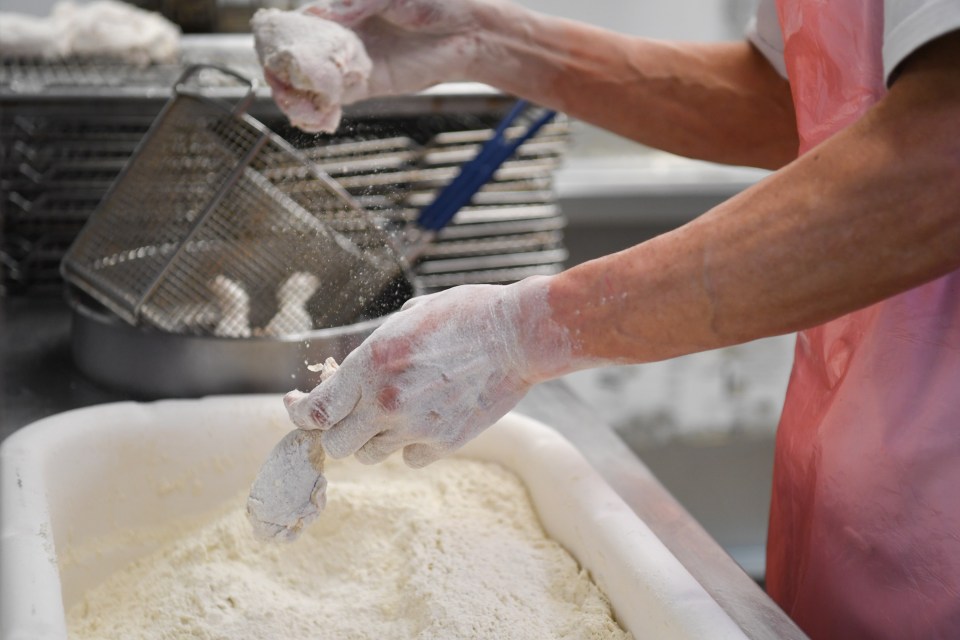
252, 7, 375, 132
300, 0, 500, 98
284, 276, 575, 468
252, 0, 515, 131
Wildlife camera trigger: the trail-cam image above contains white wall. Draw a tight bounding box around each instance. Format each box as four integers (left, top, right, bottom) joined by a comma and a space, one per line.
0, 0, 56, 13
2, 0, 759, 41
514, 0, 757, 41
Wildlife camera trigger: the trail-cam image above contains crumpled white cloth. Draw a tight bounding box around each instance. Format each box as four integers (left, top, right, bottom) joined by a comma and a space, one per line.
0, 0, 180, 65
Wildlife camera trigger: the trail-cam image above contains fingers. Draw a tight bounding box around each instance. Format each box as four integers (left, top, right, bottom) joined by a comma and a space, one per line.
284, 368, 362, 430
283, 389, 308, 406
402, 442, 448, 468
321, 412, 382, 458
354, 430, 408, 465
400, 290, 441, 311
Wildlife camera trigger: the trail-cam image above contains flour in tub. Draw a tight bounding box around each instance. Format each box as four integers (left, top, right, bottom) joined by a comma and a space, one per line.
67, 455, 632, 639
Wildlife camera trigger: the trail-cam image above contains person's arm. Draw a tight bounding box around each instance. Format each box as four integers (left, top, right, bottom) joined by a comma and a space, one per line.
470, 3, 798, 169
547, 30, 960, 364
263, 0, 798, 169
282, 15, 960, 471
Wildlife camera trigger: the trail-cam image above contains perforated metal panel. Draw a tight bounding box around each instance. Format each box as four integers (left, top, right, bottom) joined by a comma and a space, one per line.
61, 70, 412, 336
2, 46, 571, 302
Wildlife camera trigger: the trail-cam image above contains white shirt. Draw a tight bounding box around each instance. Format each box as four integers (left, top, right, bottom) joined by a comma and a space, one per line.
747, 0, 960, 85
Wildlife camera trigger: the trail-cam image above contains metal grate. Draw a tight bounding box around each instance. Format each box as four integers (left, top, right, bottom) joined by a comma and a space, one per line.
0, 57, 184, 92
61, 67, 412, 336
2, 50, 570, 301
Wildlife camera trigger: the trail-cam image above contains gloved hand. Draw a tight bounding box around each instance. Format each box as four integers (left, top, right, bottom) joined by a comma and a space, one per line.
284, 276, 576, 468
252, 0, 508, 131
252, 7, 374, 132
300, 0, 497, 98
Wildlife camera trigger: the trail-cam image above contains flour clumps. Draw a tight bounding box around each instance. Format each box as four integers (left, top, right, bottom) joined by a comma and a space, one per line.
67, 457, 632, 640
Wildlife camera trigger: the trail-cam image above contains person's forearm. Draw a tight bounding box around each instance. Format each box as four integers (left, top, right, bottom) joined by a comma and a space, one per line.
470, 2, 798, 169
543, 33, 960, 366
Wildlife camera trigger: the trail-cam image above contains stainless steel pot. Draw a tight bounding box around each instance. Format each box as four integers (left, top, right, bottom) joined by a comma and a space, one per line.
69, 294, 387, 398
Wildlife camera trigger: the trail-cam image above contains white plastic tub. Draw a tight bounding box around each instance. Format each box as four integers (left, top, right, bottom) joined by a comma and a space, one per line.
1, 396, 748, 639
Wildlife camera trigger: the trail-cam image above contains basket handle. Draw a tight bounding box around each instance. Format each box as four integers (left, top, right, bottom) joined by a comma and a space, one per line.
173, 64, 258, 116
416, 100, 557, 232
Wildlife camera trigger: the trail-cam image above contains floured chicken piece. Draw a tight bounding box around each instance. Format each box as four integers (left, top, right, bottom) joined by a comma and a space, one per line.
251, 8, 372, 133
262, 271, 322, 337
247, 357, 339, 542
210, 275, 252, 338
0, 0, 180, 65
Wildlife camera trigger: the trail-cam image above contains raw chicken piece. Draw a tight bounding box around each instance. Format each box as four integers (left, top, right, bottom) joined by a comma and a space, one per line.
251, 8, 372, 133
246, 430, 327, 542
262, 272, 322, 337
247, 358, 339, 542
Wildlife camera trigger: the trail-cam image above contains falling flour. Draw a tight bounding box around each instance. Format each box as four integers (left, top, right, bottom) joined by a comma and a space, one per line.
66, 456, 632, 640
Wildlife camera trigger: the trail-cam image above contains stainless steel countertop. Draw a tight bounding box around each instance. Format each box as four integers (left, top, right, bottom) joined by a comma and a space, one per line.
0, 296, 806, 639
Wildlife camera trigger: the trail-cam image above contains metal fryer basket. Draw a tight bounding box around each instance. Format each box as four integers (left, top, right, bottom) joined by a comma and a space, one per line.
61, 65, 414, 337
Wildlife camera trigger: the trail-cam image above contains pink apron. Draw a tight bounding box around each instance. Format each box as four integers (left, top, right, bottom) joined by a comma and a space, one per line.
766, 2, 960, 638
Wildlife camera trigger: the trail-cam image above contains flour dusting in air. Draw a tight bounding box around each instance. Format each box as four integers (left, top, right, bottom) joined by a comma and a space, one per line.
67, 456, 632, 640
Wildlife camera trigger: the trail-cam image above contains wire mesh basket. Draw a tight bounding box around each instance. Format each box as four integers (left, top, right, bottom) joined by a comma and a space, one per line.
61, 65, 415, 337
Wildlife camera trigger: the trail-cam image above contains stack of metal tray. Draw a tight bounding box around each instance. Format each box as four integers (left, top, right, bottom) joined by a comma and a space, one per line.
1, 35, 569, 297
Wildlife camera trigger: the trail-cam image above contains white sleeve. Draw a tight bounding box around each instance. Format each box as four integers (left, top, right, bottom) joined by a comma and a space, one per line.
746, 0, 960, 86
745, 0, 787, 79
884, 0, 960, 84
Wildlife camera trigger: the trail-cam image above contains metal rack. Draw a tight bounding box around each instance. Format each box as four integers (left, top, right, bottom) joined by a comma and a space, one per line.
1, 38, 570, 297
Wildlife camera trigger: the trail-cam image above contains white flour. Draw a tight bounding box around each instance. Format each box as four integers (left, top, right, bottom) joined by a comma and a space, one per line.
67, 456, 631, 640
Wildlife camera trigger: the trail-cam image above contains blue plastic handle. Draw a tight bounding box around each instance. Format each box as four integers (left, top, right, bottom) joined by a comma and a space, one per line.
416, 100, 557, 232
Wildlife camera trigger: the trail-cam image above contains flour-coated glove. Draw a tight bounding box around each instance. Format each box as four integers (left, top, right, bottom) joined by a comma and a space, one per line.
284, 276, 573, 468
301, 0, 497, 96
252, 7, 373, 132
251, 0, 502, 132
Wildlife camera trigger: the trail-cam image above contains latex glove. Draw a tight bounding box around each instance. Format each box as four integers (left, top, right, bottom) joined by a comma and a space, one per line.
252, 8, 373, 132
300, 0, 496, 96
284, 276, 574, 468
252, 0, 501, 131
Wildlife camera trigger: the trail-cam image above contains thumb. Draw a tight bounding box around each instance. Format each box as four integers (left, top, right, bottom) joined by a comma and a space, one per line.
284, 367, 361, 430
